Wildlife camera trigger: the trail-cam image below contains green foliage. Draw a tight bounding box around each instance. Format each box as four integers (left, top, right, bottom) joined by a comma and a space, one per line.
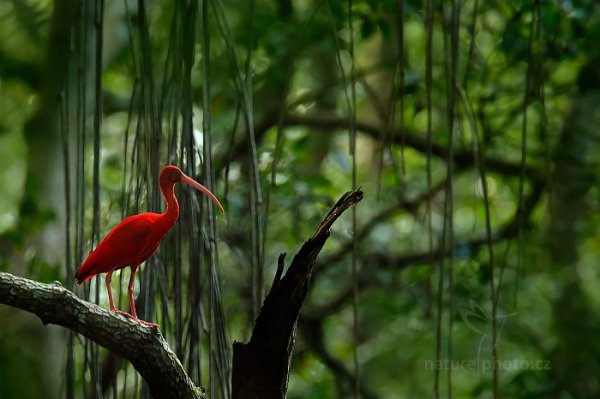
1, 0, 600, 398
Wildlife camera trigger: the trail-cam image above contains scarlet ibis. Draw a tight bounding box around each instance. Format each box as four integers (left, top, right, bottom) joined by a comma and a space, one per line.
75, 165, 224, 327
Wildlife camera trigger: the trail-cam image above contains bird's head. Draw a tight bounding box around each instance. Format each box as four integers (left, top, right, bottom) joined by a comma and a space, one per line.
160, 165, 184, 184
160, 165, 225, 213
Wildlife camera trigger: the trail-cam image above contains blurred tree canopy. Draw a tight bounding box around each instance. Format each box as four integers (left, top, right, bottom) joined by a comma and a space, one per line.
1, 0, 600, 398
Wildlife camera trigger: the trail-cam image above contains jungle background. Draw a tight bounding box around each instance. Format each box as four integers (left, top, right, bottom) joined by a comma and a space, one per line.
0, 0, 599, 398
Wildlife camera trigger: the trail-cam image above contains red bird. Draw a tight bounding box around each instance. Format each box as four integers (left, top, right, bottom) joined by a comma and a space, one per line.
75, 165, 224, 326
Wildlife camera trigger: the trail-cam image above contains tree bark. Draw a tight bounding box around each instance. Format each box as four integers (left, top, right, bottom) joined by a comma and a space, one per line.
232, 189, 363, 399
0, 272, 205, 399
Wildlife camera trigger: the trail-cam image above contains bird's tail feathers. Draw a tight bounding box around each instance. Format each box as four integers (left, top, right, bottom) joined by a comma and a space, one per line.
75, 267, 96, 285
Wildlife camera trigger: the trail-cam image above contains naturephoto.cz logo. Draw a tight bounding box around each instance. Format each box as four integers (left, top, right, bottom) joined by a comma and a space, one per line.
424, 358, 551, 372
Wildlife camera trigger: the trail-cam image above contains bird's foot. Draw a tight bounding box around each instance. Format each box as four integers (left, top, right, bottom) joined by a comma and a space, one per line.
111, 309, 159, 328
136, 318, 159, 328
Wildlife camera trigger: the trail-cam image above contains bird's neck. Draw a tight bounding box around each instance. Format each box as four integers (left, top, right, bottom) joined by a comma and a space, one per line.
161, 184, 180, 226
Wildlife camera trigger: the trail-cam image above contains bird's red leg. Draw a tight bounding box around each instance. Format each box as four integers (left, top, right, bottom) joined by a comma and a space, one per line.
106, 270, 139, 319
105, 271, 117, 311
127, 265, 158, 327
127, 265, 139, 318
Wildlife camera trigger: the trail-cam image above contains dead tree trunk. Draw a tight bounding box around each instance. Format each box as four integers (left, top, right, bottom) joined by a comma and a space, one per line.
232, 189, 363, 399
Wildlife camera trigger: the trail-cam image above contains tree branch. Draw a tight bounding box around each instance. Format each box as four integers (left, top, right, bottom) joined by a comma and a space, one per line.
281, 114, 542, 179
0, 272, 205, 399
217, 112, 543, 182
231, 189, 364, 399
315, 177, 545, 282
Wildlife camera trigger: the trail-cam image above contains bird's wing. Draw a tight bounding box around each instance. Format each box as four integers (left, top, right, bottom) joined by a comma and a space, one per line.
76, 213, 164, 282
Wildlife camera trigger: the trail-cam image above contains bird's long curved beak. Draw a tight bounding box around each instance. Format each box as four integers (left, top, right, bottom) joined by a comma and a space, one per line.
180, 174, 225, 213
